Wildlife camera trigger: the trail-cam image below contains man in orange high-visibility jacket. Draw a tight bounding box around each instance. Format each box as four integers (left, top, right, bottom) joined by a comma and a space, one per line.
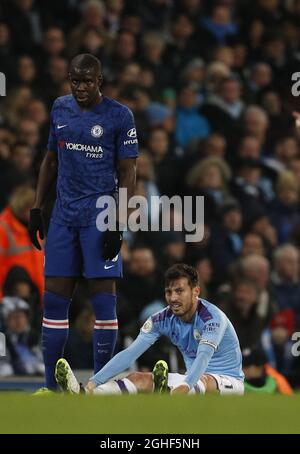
0, 186, 44, 302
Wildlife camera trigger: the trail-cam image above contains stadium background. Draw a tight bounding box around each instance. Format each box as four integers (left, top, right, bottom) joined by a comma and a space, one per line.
0, 0, 300, 428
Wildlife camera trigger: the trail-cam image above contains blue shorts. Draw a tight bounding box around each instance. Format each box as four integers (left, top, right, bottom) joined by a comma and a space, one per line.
45, 221, 122, 278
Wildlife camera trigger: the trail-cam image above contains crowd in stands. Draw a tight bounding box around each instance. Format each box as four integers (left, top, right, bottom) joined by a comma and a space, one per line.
1, 0, 300, 388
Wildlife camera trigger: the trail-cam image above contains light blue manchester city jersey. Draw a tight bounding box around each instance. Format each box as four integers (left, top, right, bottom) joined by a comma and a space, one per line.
140, 298, 244, 379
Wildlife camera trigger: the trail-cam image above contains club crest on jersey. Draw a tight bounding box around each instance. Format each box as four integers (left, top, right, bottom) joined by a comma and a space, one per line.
193, 329, 201, 341
91, 125, 103, 138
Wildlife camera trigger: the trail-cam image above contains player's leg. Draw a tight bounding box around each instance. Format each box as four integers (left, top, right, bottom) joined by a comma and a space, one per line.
88, 372, 153, 395
42, 277, 77, 390
204, 374, 245, 395
42, 222, 82, 389
167, 373, 208, 395
81, 225, 121, 374
87, 278, 118, 374
187, 374, 218, 395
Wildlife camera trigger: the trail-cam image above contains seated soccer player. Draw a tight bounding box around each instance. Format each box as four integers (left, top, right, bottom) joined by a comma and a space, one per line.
54, 264, 245, 396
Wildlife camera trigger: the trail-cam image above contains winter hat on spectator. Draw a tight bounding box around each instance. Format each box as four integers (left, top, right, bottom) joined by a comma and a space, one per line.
146, 102, 173, 126
219, 197, 241, 216
1, 296, 30, 319
242, 346, 267, 367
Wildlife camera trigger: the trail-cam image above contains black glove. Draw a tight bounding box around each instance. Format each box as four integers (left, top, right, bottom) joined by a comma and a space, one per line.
28, 208, 44, 251
102, 224, 123, 261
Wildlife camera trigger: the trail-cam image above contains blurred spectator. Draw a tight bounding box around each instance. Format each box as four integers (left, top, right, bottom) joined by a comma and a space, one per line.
15, 55, 38, 89
2, 0, 43, 54
242, 345, 293, 394
147, 127, 179, 197
3, 265, 42, 335
160, 232, 186, 271
262, 309, 296, 381
0, 137, 29, 211
241, 233, 266, 258
176, 83, 211, 149
268, 171, 300, 243
245, 62, 273, 103
210, 198, 243, 282
0, 296, 44, 377
17, 119, 41, 155
223, 279, 270, 349
140, 31, 170, 91
243, 105, 269, 151
186, 156, 231, 223
239, 254, 277, 323
202, 76, 243, 145
119, 246, 165, 335
231, 157, 273, 225
197, 4, 238, 58
0, 186, 44, 301
2, 86, 32, 128
272, 244, 300, 319
36, 27, 66, 72
195, 255, 213, 300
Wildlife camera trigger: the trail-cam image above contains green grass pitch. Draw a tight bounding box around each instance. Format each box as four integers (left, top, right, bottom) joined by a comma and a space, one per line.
0, 393, 299, 434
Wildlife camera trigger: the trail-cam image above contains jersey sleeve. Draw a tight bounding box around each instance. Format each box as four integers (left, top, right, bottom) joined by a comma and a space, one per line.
47, 100, 58, 151
138, 316, 162, 344
116, 108, 139, 159
199, 312, 227, 351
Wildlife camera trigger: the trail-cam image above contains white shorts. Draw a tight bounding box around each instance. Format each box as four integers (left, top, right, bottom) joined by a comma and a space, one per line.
167, 373, 244, 395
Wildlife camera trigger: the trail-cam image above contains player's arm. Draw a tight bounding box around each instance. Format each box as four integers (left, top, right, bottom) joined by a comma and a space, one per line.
29, 150, 58, 250
33, 150, 58, 210
29, 99, 58, 250
102, 107, 138, 260
172, 315, 227, 394
172, 343, 215, 394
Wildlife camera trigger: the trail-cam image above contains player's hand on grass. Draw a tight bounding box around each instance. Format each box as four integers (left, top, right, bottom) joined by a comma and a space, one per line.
102, 223, 123, 261
170, 384, 190, 395
28, 208, 44, 250
85, 381, 96, 394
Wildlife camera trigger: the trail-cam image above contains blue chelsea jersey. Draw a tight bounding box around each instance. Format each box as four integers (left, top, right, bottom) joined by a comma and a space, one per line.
47, 95, 138, 226
140, 299, 244, 380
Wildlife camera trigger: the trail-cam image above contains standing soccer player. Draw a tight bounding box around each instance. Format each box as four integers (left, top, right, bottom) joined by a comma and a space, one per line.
29, 54, 137, 390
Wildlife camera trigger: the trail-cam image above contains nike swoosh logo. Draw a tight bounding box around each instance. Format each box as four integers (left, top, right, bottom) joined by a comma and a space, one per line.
104, 265, 115, 270
57, 124, 68, 129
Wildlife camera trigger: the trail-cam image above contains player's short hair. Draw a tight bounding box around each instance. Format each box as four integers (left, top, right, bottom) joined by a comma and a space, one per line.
69, 53, 101, 75
165, 264, 199, 288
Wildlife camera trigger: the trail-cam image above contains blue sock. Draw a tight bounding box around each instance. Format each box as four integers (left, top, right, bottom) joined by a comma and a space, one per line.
42, 291, 71, 390
91, 293, 118, 374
